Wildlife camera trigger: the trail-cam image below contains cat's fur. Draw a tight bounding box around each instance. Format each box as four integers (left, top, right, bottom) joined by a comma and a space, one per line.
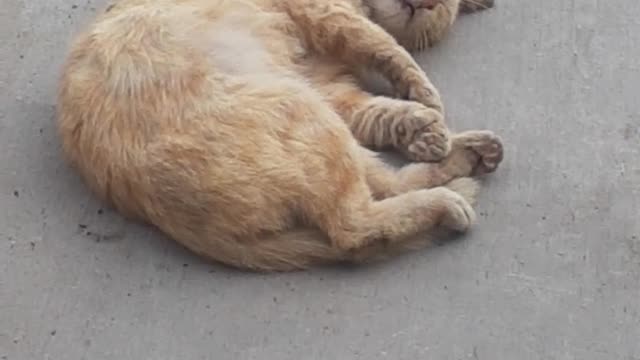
57, 0, 501, 271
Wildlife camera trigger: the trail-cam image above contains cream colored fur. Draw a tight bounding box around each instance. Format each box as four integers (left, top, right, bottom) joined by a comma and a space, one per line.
57, 0, 501, 271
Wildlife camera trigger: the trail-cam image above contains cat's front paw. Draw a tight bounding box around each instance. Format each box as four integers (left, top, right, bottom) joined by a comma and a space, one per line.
394, 106, 451, 162
401, 70, 445, 113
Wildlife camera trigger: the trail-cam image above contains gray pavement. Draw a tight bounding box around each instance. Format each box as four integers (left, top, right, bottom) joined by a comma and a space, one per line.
1, 1, 639, 359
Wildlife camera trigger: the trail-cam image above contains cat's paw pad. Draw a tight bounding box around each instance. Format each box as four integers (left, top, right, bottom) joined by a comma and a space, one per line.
461, 130, 503, 175
396, 108, 451, 162
408, 128, 450, 162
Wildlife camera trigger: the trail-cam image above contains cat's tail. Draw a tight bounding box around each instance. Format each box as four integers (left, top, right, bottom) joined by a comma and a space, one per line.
203, 177, 480, 272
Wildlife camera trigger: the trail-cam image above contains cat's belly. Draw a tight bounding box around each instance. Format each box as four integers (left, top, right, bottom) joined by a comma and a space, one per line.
205, 20, 275, 76
187, 3, 308, 77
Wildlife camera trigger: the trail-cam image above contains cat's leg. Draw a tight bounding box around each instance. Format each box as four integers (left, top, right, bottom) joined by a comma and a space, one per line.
285, 0, 445, 114
308, 68, 450, 162
361, 130, 503, 199
319, 75, 500, 165
293, 141, 478, 252
317, 128, 505, 250
311, 176, 477, 252
254, 98, 478, 251
342, 91, 450, 162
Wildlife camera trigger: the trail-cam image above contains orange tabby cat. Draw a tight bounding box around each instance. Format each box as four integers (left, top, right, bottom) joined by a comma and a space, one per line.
57, 0, 502, 271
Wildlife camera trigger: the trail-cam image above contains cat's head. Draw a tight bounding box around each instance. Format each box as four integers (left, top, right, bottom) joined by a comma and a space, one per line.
364, 0, 461, 51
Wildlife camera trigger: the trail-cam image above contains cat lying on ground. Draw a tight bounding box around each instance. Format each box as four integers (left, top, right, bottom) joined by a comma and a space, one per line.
57, 0, 502, 271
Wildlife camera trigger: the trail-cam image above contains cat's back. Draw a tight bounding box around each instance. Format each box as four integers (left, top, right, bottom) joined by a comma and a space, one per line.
57, 0, 320, 215
80, 0, 304, 77
58, 0, 308, 142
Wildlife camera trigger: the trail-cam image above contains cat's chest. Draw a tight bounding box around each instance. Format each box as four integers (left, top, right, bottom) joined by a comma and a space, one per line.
204, 11, 308, 76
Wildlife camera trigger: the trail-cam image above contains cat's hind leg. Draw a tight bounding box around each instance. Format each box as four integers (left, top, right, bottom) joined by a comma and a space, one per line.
296, 142, 480, 253
318, 178, 477, 252
359, 130, 503, 199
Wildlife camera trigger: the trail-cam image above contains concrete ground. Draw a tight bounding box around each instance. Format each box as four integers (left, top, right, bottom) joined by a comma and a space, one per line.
1, 0, 639, 359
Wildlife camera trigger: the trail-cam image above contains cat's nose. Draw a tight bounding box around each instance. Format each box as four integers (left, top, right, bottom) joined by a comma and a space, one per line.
409, 0, 442, 10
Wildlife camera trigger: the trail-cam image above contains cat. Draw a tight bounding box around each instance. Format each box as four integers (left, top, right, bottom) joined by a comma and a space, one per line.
57, 0, 502, 271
